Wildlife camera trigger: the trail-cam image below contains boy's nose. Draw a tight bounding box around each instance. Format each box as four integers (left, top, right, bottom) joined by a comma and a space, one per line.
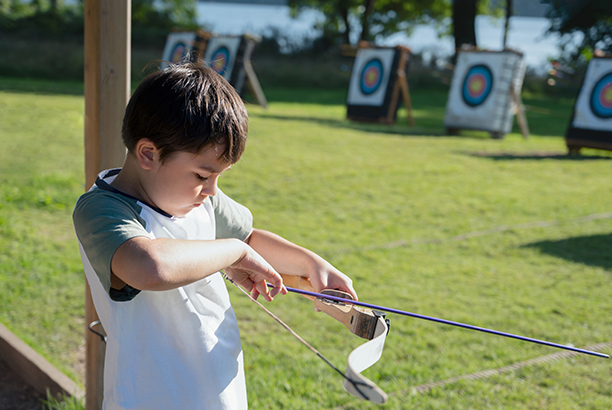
200, 177, 218, 197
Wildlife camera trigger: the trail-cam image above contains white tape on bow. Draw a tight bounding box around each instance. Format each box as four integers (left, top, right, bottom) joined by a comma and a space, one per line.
343, 315, 389, 404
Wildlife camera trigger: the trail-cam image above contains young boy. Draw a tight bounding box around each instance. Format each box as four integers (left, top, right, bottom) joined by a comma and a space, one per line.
73, 62, 357, 409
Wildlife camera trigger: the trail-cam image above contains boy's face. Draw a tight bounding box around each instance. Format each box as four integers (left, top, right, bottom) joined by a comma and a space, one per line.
146, 145, 232, 217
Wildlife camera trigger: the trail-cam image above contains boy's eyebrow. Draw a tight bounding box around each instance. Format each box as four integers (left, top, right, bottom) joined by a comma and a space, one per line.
198, 164, 232, 174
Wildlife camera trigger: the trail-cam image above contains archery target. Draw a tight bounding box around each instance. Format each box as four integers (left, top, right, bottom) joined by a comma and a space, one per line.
572, 58, 612, 131
444, 51, 524, 134
203, 36, 242, 81
462, 65, 494, 107
360, 58, 384, 95
590, 72, 612, 118
347, 48, 395, 106
210, 46, 231, 75
161, 32, 197, 70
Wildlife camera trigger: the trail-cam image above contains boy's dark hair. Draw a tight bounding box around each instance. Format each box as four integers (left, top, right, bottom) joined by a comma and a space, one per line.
122, 62, 248, 164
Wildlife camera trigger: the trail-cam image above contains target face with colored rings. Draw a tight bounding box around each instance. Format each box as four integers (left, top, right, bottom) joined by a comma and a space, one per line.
462, 64, 494, 107
589, 71, 612, 119
360, 58, 384, 95
211, 46, 231, 75
170, 42, 188, 64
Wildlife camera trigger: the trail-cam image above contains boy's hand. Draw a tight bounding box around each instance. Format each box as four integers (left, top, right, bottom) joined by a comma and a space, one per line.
224, 246, 287, 301
308, 266, 358, 301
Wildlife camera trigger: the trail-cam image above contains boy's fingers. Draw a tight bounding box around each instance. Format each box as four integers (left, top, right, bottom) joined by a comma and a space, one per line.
267, 274, 287, 298
250, 286, 260, 301
253, 279, 273, 301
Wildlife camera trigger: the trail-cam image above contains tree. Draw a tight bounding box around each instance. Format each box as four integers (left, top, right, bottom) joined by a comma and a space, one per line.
542, 0, 612, 59
287, 0, 450, 48
453, 0, 479, 49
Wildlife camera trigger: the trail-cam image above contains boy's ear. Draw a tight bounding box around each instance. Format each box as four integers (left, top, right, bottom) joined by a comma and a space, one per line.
135, 139, 159, 170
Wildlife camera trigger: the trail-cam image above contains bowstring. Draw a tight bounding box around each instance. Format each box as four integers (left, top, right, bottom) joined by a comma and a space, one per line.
223, 274, 371, 400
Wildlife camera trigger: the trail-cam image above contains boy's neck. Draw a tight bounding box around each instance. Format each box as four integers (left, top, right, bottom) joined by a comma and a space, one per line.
110, 157, 152, 206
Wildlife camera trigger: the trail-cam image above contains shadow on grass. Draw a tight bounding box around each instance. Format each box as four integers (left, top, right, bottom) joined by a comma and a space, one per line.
252, 112, 452, 136
250, 112, 507, 140
523, 233, 612, 270
465, 151, 612, 161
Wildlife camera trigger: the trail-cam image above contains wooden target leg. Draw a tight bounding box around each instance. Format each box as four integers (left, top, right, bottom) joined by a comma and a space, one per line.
512, 90, 529, 139
398, 72, 415, 126
244, 60, 268, 109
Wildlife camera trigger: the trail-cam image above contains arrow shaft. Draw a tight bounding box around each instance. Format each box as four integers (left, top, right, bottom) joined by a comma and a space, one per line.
279, 285, 609, 359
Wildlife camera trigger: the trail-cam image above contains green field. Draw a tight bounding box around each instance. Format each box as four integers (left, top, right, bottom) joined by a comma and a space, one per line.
0, 77, 610, 409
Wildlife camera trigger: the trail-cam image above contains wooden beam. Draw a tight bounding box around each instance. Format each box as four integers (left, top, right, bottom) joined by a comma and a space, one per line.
0, 323, 84, 400
84, 0, 131, 409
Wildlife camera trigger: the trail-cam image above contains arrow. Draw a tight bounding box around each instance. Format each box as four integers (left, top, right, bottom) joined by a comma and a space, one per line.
273, 284, 609, 359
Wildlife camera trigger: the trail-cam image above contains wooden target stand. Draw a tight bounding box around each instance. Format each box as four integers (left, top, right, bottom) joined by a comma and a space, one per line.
565, 53, 612, 154
444, 48, 529, 139
203, 33, 268, 108
346, 44, 414, 126
162, 31, 268, 108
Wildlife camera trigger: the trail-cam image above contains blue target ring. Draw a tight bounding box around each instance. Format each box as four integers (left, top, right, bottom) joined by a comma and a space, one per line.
170, 42, 188, 64
211, 46, 231, 75
462, 64, 494, 107
589, 71, 612, 119
360, 58, 384, 95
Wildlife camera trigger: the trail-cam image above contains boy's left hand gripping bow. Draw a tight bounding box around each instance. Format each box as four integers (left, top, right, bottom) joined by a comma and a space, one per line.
280, 275, 390, 404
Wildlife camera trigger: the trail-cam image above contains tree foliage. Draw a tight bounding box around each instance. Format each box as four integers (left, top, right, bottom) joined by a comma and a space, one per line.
542, 0, 612, 60
287, 0, 450, 48
0, 0, 197, 44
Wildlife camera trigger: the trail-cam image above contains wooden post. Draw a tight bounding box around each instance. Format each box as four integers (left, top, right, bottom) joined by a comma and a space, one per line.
84, 0, 131, 409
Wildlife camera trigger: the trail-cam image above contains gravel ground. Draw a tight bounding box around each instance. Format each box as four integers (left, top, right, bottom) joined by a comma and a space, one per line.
0, 360, 44, 410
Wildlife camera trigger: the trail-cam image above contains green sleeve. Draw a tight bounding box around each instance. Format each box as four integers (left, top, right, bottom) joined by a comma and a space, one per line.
73, 190, 150, 294
211, 188, 253, 241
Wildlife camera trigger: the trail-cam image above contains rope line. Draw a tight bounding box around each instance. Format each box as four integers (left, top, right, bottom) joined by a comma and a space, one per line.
409, 341, 612, 394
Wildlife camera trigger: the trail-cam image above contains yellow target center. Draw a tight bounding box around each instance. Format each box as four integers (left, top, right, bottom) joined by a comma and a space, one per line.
605, 87, 612, 103
213, 59, 224, 70
470, 79, 484, 93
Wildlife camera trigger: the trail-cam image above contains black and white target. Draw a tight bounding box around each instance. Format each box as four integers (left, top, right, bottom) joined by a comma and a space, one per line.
203, 37, 242, 81
347, 48, 395, 107
572, 59, 612, 131
161, 32, 197, 70
444, 51, 524, 134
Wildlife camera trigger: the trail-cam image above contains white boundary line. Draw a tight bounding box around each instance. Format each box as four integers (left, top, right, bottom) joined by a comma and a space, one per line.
409, 341, 612, 394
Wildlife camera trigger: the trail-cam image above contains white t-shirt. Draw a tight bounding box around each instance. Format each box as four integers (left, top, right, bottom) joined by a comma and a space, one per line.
73, 169, 253, 410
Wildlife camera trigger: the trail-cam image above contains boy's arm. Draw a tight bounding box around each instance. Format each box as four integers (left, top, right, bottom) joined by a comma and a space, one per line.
111, 236, 286, 301
243, 229, 358, 300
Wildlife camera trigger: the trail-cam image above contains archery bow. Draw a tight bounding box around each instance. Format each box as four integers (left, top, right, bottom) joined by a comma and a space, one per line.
226, 273, 390, 404
279, 274, 390, 403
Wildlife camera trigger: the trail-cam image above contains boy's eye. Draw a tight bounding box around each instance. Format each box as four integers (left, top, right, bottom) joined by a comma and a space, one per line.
196, 174, 209, 182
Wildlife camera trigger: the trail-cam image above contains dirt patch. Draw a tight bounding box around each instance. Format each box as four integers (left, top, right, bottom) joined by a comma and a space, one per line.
0, 360, 44, 410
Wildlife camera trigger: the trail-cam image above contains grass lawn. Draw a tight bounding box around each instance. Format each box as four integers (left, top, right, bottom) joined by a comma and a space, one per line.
0, 77, 610, 409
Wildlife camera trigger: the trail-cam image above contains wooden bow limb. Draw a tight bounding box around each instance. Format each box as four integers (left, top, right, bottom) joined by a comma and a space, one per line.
280, 274, 383, 340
